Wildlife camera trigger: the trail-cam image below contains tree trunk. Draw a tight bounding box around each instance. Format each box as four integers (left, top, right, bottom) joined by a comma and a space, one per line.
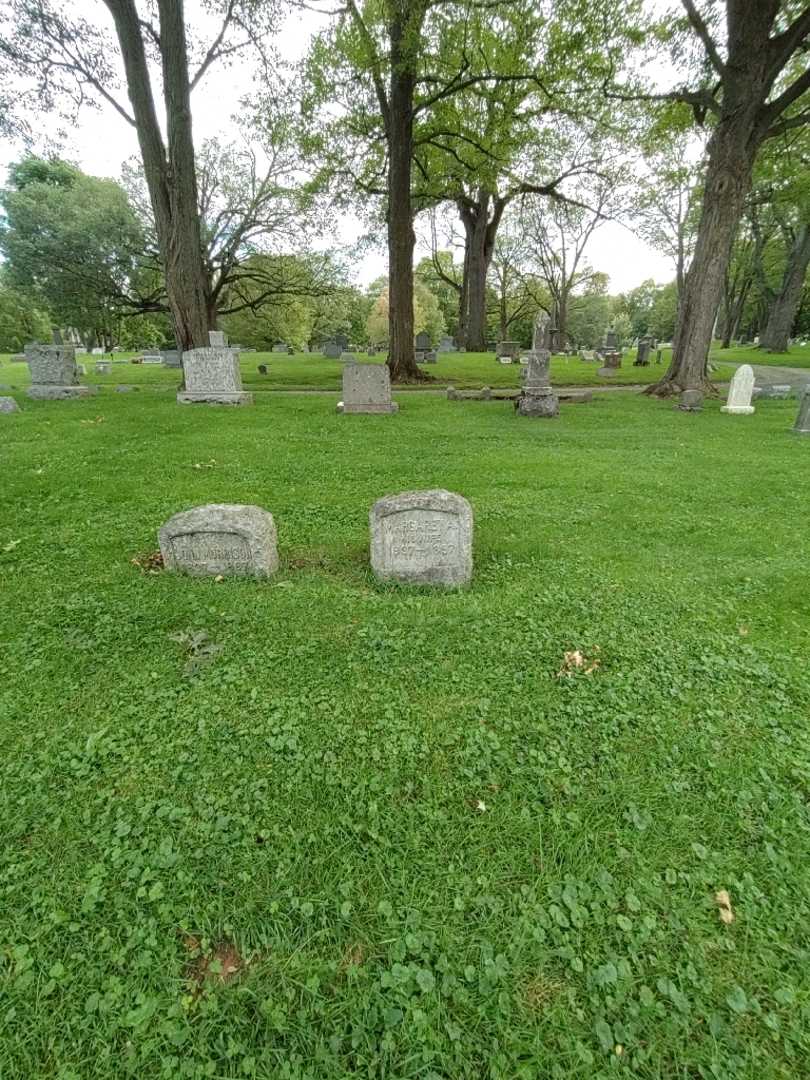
760, 224, 810, 352
104, 0, 212, 354
458, 192, 506, 351
386, 18, 422, 383
646, 125, 757, 395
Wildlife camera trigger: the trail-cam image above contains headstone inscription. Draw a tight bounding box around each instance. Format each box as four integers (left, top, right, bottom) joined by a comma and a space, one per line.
178, 334, 252, 405
516, 313, 559, 418
159, 504, 278, 577
792, 388, 810, 435
370, 489, 473, 586
721, 364, 755, 415
25, 343, 98, 400
337, 363, 398, 414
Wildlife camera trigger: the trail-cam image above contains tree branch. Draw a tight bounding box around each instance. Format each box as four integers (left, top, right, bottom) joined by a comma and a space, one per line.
681, 0, 724, 75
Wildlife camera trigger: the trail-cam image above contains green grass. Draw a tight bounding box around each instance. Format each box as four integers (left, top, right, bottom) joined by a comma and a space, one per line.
1, 349, 735, 391
2, 390, 810, 1078
708, 342, 810, 369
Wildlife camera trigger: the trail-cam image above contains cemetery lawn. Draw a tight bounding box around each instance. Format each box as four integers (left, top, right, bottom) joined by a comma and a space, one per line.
706, 343, 810, 369
1, 350, 736, 390
2, 389, 810, 1079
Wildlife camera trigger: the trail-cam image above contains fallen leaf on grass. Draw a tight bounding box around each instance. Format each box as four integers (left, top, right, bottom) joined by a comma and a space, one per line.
738, 625, 750, 636
191, 459, 217, 470
2, 539, 21, 553
715, 889, 734, 924
131, 550, 164, 574
80, 416, 105, 426
557, 647, 601, 677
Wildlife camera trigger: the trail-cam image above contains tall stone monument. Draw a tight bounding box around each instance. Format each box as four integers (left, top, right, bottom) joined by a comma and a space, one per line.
25, 343, 98, 400
178, 331, 252, 405
515, 312, 559, 418
337, 363, 398, 414
370, 490, 473, 586
721, 364, 755, 415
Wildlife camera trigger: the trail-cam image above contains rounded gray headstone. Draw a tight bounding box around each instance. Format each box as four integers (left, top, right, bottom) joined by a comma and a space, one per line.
0, 396, 20, 413
370, 489, 473, 586
158, 504, 278, 577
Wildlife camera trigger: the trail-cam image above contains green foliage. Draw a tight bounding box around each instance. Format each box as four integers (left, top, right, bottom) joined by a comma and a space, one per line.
0, 388, 809, 1077
0, 157, 154, 342
0, 274, 50, 350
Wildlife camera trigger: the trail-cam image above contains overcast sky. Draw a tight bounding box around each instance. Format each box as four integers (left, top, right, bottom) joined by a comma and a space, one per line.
0, 1, 679, 294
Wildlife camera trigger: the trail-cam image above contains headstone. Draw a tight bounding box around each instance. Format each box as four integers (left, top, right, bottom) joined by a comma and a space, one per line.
604, 328, 619, 351
753, 384, 792, 400
0, 396, 20, 413
419, 350, 438, 364
158, 504, 278, 578
597, 350, 622, 378
792, 389, 810, 435
95, 361, 112, 375
415, 331, 431, 350
337, 363, 398, 414
91, 347, 103, 355
161, 350, 182, 368
634, 337, 651, 366
323, 341, 341, 359
677, 389, 703, 412
76, 363, 87, 375
370, 489, 473, 586
496, 341, 520, 362
25, 343, 97, 400
142, 354, 162, 365
414, 332, 436, 364
335, 333, 349, 352
516, 313, 559, 418
115, 385, 137, 393
340, 351, 358, 363
287, 346, 294, 355
258, 364, 268, 375
721, 364, 755, 415
178, 346, 253, 405
209, 330, 227, 348
439, 335, 456, 352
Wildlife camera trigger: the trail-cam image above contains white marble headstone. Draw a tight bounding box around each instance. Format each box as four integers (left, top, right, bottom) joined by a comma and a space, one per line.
721, 364, 755, 415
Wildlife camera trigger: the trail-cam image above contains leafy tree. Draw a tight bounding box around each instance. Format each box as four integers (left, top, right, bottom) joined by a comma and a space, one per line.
1, 0, 279, 350
0, 274, 50, 351
0, 157, 157, 346
620, 1, 810, 395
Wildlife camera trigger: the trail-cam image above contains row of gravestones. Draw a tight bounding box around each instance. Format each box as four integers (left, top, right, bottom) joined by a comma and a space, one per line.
159, 491, 472, 587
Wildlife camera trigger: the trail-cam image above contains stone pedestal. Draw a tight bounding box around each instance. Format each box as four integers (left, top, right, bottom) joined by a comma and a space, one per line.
515, 349, 559, 418
597, 351, 622, 378
792, 390, 810, 435
25, 343, 98, 400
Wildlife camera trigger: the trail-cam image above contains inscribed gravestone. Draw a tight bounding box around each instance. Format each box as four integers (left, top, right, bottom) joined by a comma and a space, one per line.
721, 364, 755, 415
337, 363, 398, 414
792, 389, 810, 435
25, 343, 97, 400
178, 346, 252, 405
158, 504, 278, 577
370, 490, 472, 586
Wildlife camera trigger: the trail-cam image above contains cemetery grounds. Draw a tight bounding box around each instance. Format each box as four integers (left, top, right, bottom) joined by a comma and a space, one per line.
1, 348, 809, 1078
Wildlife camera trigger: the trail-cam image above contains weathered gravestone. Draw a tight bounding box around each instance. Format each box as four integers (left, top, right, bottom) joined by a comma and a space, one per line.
496, 341, 520, 362
208, 330, 227, 348
340, 352, 358, 363
415, 332, 437, 363
0, 396, 20, 413
337, 363, 398, 414
258, 364, 268, 375
677, 389, 703, 412
161, 350, 182, 368
439, 335, 456, 352
178, 334, 252, 405
323, 341, 341, 359
597, 350, 622, 378
272, 341, 288, 353
370, 489, 472, 586
158, 504, 278, 577
792, 389, 810, 435
634, 337, 651, 366
721, 364, 755, 415
754, 384, 792, 400
95, 361, 112, 374
516, 312, 559, 418
25, 343, 97, 400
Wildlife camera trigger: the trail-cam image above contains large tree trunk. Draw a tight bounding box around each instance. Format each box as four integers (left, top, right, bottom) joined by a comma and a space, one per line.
386, 18, 422, 383
104, 0, 212, 353
646, 124, 757, 395
458, 192, 506, 351
760, 224, 810, 352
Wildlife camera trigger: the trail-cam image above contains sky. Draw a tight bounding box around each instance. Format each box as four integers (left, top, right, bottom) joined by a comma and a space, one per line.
0, 1, 678, 295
